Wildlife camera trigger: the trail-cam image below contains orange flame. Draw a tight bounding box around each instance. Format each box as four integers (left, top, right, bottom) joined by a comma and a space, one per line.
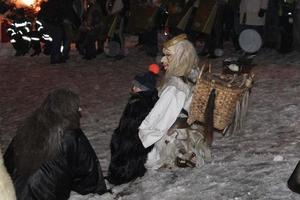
12, 0, 47, 13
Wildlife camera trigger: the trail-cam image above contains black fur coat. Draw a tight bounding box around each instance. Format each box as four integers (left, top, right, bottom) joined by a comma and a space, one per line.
107, 90, 158, 185
4, 129, 107, 200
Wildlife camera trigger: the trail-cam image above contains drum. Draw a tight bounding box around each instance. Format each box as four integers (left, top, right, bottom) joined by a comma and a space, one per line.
239, 29, 262, 53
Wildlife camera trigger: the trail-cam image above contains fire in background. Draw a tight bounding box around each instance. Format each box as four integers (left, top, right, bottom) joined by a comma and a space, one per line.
10, 0, 47, 12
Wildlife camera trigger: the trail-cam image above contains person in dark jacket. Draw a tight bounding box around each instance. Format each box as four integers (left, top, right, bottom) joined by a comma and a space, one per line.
78, 0, 103, 60
107, 70, 159, 185
61, 0, 82, 60
140, 0, 169, 57
4, 88, 108, 200
38, 0, 65, 64
7, 8, 31, 56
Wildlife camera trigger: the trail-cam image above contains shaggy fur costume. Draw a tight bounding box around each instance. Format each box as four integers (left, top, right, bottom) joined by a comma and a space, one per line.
4, 89, 107, 200
107, 90, 158, 185
0, 149, 16, 200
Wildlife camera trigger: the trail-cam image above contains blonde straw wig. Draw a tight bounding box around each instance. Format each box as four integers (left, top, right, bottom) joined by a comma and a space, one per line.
163, 35, 199, 78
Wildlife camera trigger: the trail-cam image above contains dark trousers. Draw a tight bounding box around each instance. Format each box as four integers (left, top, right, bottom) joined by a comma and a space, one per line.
78, 30, 97, 59
83, 31, 97, 58
47, 24, 64, 63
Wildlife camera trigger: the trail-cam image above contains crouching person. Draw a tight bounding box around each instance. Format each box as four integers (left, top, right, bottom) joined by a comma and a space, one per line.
0, 149, 16, 200
139, 34, 211, 170
4, 89, 108, 200
107, 70, 159, 185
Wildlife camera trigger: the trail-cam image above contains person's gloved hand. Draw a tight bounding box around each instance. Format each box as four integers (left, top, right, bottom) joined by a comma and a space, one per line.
258, 9, 266, 17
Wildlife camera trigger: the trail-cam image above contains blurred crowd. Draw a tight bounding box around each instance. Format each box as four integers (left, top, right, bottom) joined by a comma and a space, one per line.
0, 0, 299, 64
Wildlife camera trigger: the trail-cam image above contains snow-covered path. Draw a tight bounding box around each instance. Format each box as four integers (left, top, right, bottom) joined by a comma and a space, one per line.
1, 43, 300, 200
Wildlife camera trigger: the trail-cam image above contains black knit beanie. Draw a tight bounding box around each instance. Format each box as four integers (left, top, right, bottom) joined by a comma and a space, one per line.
132, 72, 156, 91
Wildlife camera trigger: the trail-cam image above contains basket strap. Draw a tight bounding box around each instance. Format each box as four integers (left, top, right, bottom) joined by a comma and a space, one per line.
198, 60, 212, 80
204, 89, 216, 147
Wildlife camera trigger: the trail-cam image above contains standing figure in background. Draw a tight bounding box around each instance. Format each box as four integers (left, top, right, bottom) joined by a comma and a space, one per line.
277, 0, 296, 53
61, 0, 83, 60
294, 0, 300, 51
200, 0, 229, 58
141, 0, 169, 57
104, 0, 131, 58
139, 34, 210, 169
4, 89, 108, 200
78, 0, 103, 60
38, 0, 65, 64
0, 149, 16, 200
29, 20, 42, 57
107, 69, 159, 185
239, 0, 269, 37
7, 8, 31, 56
6, 22, 20, 55
35, 19, 53, 55
225, 0, 241, 50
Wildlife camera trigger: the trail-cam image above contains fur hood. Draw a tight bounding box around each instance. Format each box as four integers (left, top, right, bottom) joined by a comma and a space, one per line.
0, 149, 16, 200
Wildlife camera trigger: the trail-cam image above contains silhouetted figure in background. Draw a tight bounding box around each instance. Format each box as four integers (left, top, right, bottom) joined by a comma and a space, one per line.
78, 0, 103, 60
38, 0, 65, 64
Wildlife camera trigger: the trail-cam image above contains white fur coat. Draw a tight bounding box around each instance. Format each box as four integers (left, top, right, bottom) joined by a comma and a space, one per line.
0, 149, 16, 200
139, 76, 192, 169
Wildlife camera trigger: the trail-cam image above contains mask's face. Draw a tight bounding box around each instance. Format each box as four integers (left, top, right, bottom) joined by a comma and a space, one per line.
161, 45, 176, 71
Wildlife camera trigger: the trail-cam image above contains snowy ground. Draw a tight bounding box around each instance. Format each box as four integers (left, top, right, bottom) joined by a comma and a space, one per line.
1, 42, 300, 200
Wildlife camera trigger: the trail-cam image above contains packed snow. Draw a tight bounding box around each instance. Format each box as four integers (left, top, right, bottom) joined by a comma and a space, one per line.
0, 42, 300, 200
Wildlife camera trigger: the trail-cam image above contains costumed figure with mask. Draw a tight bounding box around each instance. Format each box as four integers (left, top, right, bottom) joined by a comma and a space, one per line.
4, 89, 108, 200
138, 34, 211, 169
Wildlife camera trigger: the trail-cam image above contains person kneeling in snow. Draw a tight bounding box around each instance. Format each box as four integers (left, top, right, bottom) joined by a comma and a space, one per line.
107, 69, 159, 185
4, 89, 108, 200
139, 34, 212, 170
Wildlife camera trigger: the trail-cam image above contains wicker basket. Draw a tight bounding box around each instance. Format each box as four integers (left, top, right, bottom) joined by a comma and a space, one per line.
187, 67, 249, 131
